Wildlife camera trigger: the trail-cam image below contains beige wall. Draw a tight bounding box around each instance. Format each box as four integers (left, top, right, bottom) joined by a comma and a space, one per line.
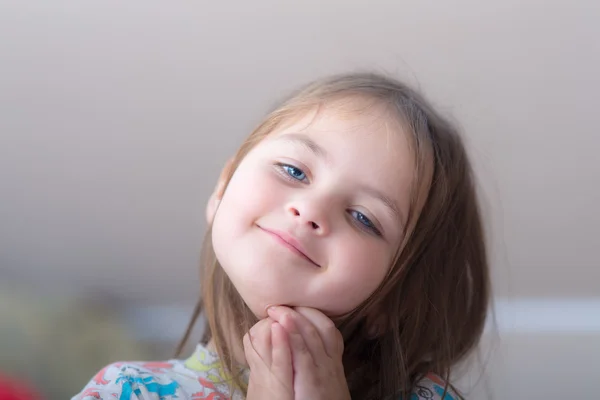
0, 0, 598, 397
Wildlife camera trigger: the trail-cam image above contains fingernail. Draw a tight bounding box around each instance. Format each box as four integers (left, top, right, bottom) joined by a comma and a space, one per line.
266, 305, 277, 313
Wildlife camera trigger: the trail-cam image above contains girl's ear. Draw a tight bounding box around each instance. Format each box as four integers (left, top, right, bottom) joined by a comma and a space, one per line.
206, 157, 235, 224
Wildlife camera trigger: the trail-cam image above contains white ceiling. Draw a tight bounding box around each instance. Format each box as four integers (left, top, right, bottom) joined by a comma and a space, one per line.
1, 0, 598, 305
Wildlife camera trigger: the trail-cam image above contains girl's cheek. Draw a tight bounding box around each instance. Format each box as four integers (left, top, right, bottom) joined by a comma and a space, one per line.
342, 243, 390, 282
230, 169, 281, 209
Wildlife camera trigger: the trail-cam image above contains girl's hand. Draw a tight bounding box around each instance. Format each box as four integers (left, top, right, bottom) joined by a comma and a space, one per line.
243, 317, 294, 400
267, 306, 351, 400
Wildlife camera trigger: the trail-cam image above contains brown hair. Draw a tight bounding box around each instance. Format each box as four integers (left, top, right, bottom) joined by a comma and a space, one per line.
177, 72, 490, 399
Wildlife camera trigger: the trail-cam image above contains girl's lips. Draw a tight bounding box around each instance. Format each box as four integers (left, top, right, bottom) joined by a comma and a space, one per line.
257, 225, 321, 267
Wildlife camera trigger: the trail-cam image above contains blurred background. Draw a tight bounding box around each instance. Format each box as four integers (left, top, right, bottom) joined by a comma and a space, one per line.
0, 0, 599, 398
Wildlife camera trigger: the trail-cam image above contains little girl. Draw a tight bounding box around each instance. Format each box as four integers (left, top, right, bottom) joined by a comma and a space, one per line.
73, 73, 489, 400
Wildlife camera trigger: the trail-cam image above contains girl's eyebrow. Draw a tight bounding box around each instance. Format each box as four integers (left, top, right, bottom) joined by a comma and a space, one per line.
275, 133, 329, 161
359, 184, 406, 229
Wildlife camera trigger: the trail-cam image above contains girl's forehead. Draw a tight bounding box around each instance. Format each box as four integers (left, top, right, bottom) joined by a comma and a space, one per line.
269, 103, 413, 162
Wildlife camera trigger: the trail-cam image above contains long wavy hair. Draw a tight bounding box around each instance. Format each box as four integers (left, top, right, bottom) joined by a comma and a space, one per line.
176, 72, 490, 399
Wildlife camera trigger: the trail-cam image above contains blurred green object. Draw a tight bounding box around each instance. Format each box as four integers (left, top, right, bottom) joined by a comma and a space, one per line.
0, 284, 157, 399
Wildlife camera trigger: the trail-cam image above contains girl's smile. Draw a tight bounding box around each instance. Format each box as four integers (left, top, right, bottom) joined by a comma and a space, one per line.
256, 224, 321, 268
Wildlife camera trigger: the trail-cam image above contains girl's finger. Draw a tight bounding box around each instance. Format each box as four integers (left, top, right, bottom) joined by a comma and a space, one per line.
247, 318, 273, 367
286, 324, 316, 374
270, 322, 293, 388
267, 306, 327, 364
243, 332, 260, 370
294, 306, 344, 358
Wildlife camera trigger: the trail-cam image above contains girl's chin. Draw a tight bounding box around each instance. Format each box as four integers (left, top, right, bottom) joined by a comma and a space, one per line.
245, 299, 297, 319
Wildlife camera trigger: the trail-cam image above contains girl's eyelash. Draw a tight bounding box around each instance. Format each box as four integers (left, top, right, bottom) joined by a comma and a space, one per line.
275, 163, 309, 183
349, 210, 382, 236
274, 162, 383, 237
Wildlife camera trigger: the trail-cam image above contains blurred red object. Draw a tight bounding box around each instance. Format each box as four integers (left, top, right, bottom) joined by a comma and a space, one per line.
0, 374, 42, 400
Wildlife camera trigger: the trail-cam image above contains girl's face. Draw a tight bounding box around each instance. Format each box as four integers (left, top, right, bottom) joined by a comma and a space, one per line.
211, 103, 415, 318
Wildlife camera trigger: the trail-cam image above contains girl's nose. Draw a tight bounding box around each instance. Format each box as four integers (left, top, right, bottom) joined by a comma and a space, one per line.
286, 201, 330, 236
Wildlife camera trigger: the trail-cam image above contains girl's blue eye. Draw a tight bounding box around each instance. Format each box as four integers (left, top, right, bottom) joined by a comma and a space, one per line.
282, 165, 307, 181
350, 210, 382, 236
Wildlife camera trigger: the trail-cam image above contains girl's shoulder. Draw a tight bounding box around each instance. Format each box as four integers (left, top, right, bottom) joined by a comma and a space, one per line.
71, 360, 182, 400
408, 373, 461, 400
71, 351, 244, 400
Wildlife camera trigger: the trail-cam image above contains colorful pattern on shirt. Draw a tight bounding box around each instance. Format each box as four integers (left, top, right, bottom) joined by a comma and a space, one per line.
72, 344, 457, 400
